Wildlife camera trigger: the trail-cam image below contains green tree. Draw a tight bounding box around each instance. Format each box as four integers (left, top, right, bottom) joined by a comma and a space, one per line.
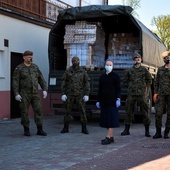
152, 15, 170, 49
122, 0, 141, 18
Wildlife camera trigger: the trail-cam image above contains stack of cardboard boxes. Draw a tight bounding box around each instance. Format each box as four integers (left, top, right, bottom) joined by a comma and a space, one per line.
64, 21, 140, 69
107, 33, 140, 68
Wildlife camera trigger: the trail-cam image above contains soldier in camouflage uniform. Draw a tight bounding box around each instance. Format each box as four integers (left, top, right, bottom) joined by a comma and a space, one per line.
60, 56, 90, 134
12, 50, 48, 136
121, 53, 152, 137
153, 51, 170, 139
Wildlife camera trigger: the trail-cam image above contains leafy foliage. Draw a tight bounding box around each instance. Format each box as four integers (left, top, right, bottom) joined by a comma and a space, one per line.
122, 0, 141, 18
152, 15, 170, 49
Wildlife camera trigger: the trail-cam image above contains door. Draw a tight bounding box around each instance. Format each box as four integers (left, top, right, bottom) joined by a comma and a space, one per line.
10, 52, 23, 118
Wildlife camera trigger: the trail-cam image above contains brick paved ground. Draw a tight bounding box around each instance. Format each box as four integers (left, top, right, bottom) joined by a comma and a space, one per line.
0, 113, 170, 170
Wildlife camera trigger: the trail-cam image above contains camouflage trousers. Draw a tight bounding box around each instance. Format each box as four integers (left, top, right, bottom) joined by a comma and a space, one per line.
64, 95, 87, 123
124, 95, 151, 125
154, 95, 170, 128
19, 91, 43, 127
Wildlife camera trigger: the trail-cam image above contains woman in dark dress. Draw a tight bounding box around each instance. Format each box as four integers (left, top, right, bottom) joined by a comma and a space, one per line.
96, 59, 121, 145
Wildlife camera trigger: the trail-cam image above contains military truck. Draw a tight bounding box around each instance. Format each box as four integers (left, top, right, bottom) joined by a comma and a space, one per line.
48, 5, 166, 119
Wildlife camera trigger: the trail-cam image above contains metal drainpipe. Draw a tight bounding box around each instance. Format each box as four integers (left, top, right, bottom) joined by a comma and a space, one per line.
79, 0, 81, 7
105, 0, 108, 5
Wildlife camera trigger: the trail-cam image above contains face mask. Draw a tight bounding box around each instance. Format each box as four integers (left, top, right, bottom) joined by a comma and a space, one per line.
25, 57, 33, 64
164, 58, 170, 64
134, 61, 141, 65
105, 66, 113, 72
72, 63, 79, 68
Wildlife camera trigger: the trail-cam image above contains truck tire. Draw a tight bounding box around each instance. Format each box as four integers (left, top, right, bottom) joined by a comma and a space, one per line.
73, 116, 80, 120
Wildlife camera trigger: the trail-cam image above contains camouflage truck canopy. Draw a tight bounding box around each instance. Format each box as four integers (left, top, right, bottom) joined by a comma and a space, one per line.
48, 5, 166, 71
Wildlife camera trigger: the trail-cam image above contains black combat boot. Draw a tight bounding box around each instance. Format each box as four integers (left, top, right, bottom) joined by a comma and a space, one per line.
121, 124, 130, 136
110, 137, 114, 143
101, 137, 111, 145
164, 127, 170, 139
23, 126, 31, 136
37, 126, 47, 136
81, 123, 89, 134
101, 137, 114, 143
153, 127, 162, 139
145, 125, 151, 137
60, 122, 69, 133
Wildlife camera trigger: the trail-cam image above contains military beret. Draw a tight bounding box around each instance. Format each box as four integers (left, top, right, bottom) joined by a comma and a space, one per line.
72, 56, 80, 61
23, 50, 33, 56
132, 53, 141, 60
162, 51, 170, 59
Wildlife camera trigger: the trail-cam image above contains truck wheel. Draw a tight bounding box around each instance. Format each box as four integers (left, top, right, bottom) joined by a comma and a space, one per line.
134, 114, 143, 123
73, 116, 80, 120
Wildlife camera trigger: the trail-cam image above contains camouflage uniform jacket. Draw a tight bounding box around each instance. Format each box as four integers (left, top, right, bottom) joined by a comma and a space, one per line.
123, 65, 152, 95
12, 63, 47, 95
61, 66, 90, 96
154, 66, 170, 95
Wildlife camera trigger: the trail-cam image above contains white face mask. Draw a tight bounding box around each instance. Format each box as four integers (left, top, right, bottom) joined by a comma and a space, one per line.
105, 66, 113, 72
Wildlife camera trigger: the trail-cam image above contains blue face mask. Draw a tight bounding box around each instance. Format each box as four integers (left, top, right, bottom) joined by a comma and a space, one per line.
105, 66, 113, 72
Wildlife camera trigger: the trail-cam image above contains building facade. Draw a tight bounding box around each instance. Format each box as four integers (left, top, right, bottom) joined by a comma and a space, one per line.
0, 0, 105, 120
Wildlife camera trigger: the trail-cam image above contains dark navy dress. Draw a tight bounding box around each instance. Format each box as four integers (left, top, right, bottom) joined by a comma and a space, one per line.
98, 72, 121, 128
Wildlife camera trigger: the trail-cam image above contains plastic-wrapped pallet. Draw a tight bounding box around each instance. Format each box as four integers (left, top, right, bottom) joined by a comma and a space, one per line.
91, 22, 106, 68
64, 21, 97, 44
64, 21, 97, 69
66, 44, 92, 68
110, 55, 134, 69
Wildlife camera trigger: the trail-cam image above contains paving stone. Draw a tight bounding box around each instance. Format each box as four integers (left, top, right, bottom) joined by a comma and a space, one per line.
0, 114, 170, 170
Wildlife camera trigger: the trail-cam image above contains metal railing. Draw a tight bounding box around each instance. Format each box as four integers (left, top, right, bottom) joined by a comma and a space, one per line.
0, 0, 72, 23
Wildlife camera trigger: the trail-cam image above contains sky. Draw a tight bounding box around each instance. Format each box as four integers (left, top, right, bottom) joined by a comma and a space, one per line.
108, 0, 170, 30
